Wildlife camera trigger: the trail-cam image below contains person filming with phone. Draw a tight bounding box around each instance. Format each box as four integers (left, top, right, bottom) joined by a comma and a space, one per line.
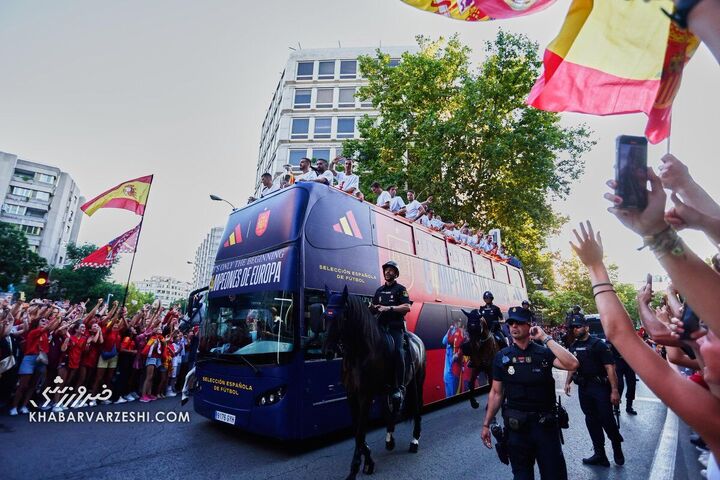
481, 306, 579, 480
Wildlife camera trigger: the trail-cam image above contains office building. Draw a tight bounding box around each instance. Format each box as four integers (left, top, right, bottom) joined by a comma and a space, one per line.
135, 275, 192, 307
191, 226, 223, 290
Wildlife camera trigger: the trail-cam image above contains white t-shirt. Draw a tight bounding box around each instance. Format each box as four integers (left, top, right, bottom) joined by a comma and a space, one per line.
430, 217, 445, 230
260, 183, 280, 197
418, 215, 432, 228
316, 170, 335, 185
376, 190, 391, 208
296, 170, 317, 182
389, 196, 405, 213
405, 200, 423, 220
336, 172, 359, 193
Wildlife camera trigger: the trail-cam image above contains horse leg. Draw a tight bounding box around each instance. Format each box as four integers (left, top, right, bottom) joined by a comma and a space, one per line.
357, 394, 375, 475
384, 399, 396, 451
409, 373, 424, 453
346, 394, 362, 480
469, 367, 480, 409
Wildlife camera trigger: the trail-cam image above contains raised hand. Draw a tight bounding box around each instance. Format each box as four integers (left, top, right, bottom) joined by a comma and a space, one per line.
658, 153, 691, 192
605, 168, 668, 237
569, 221, 604, 268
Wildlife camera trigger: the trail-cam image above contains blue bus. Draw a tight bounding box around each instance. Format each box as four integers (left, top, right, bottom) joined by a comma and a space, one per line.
195, 182, 527, 439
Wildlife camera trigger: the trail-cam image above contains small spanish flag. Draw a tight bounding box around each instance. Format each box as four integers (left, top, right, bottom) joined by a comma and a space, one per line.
81, 175, 153, 216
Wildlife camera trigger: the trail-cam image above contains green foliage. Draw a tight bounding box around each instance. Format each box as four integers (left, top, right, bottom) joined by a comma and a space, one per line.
124, 284, 155, 315
343, 32, 594, 289
0, 222, 47, 290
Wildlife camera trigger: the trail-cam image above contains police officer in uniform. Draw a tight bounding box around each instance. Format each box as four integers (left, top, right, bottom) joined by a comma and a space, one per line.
565, 315, 625, 466
608, 341, 638, 415
479, 291, 508, 347
370, 261, 411, 406
482, 307, 579, 480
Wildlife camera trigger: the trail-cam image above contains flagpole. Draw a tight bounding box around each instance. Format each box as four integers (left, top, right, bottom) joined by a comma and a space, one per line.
121, 176, 153, 310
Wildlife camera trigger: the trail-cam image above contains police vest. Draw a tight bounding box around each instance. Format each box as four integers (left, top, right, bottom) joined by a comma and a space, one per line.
570, 336, 609, 378
480, 305, 503, 326
499, 344, 555, 412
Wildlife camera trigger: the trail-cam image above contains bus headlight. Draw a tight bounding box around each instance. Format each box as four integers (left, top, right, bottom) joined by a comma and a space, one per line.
256, 386, 286, 406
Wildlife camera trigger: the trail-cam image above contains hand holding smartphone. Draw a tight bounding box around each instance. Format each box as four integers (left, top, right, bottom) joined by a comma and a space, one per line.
680, 304, 700, 340
615, 135, 649, 210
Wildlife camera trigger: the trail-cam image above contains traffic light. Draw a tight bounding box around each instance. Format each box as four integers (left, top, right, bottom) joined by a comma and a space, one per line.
35, 271, 50, 297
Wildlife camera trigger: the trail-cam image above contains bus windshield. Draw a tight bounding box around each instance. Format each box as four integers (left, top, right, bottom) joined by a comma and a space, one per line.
199, 290, 294, 364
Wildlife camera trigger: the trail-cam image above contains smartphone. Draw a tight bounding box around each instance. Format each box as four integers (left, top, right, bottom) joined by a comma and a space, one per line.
615, 135, 648, 210
680, 303, 700, 340
646, 274, 652, 287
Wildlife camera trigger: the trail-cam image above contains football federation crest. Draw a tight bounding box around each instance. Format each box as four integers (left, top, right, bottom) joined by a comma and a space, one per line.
255, 210, 270, 237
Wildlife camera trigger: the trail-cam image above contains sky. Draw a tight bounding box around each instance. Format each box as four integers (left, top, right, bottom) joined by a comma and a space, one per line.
0, 0, 718, 286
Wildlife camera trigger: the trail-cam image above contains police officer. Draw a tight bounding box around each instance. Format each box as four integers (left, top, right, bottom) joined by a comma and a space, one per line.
482, 307, 579, 480
479, 291, 508, 347
564, 315, 625, 466
370, 260, 411, 406
608, 341, 638, 415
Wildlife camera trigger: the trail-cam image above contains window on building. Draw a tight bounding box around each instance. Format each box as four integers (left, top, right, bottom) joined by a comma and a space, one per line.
316, 88, 333, 109
288, 149, 307, 166
293, 89, 311, 109
25, 208, 45, 218
296, 61, 313, 80
389, 58, 401, 67
4, 204, 26, 215
311, 148, 330, 162
338, 87, 356, 108
12, 187, 32, 198
337, 117, 355, 138
340, 60, 357, 79
35, 191, 50, 202
313, 117, 331, 139
36, 173, 56, 184
291, 118, 309, 139
318, 61, 335, 80
19, 225, 42, 236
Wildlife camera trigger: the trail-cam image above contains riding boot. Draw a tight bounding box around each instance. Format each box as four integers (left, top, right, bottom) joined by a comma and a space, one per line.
582, 444, 610, 467
625, 399, 637, 415
612, 440, 625, 465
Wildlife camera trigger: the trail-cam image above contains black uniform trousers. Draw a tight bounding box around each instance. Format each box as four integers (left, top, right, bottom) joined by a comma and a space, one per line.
615, 359, 636, 405
578, 382, 622, 447
387, 326, 405, 390
506, 418, 567, 480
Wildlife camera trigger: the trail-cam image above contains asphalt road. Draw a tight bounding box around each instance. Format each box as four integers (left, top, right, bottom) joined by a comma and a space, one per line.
1, 372, 707, 480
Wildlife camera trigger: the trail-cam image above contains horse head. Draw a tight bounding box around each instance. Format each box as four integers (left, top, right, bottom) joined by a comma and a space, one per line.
323, 285, 349, 360
462, 308, 488, 340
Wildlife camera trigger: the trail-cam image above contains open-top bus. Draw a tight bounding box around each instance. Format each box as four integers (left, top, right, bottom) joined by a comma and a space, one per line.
195, 182, 527, 439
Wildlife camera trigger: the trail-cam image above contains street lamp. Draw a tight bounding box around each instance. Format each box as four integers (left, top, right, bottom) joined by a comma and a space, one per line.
209, 194, 237, 211
106, 293, 113, 305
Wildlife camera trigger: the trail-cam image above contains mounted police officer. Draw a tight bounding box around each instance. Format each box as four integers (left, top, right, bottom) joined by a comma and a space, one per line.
482, 307, 579, 480
564, 314, 625, 467
370, 261, 411, 408
479, 291, 508, 347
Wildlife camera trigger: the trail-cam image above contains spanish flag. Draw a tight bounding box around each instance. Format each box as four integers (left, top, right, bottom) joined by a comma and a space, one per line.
81, 175, 153, 216
527, 0, 698, 143
400, 0, 555, 21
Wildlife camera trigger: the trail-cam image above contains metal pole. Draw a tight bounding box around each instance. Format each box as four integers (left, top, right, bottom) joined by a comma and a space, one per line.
121, 176, 154, 310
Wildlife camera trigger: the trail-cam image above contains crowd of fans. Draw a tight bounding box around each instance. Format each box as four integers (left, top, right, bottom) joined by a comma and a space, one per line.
254, 156, 520, 267
0, 298, 196, 415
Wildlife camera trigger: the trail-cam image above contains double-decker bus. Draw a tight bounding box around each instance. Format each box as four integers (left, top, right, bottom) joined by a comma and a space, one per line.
195, 182, 527, 439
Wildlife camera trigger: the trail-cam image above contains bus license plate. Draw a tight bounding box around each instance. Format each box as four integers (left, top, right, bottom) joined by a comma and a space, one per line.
214, 410, 236, 425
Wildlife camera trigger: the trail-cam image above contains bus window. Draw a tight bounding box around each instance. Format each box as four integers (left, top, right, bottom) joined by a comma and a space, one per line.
415, 229, 447, 265
493, 262, 510, 283
510, 268, 524, 288
374, 214, 414, 254
472, 253, 493, 278
200, 290, 294, 364
413, 303, 448, 350
448, 244, 472, 272
302, 290, 330, 360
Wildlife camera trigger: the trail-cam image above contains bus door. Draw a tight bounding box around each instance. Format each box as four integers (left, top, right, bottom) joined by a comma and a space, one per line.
412, 303, 449, 403
447, 306, 489, 390
299, 290, 350, 437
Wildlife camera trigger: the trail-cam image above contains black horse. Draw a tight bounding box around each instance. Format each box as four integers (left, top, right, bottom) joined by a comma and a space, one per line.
461, 309, 504, 410
323, 286, 426, 480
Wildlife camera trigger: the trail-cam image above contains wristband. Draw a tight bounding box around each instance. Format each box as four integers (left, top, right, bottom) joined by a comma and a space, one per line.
543, 336, 553, 346
593, 289, 616, 298
591, 282, 613, 290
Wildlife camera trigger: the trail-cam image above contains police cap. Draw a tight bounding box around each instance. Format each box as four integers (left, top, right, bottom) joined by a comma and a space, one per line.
570, 314, 587, 327
483, 291, 494, 300
507, 307, 531, 324
382, 260, 400, 276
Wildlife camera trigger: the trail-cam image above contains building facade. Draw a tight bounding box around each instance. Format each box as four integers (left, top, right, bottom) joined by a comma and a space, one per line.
191, 226, 223, 290
0, 151, 85, 266
254, 46, 415, 195
135, 275, 192, 307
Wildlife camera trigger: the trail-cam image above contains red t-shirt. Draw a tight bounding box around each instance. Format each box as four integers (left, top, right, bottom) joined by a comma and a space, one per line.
102, 325, 122, 353
68, 335, 87, 369
120, 336, 135, 353
24, 327, 49, 355
82, 340, 100, 368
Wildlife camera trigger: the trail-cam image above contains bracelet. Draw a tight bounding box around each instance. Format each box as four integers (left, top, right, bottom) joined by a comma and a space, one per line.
591, 282, 613, 290
593, 289, 616, 298
543, 336, 553, 346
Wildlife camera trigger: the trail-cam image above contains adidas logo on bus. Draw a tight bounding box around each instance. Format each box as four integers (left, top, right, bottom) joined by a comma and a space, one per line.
223, 224, 243, 247
332, 211, 363, 239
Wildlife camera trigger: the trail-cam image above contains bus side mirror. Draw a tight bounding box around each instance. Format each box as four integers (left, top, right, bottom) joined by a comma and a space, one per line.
309, 303, 325, 334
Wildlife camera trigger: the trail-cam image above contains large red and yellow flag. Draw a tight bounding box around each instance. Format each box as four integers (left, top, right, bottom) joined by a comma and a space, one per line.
81, 175, 153, 216
400, 0, 555, 21
74, 224, 141, 269
527, 0, 698, 143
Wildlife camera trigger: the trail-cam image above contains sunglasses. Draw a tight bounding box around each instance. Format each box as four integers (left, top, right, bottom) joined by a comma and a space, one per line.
506, 320, 527, 326
572, 325, 585, 329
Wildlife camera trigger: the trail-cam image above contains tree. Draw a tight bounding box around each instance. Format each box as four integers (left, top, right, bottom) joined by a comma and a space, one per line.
0, 222, 46, 290
46, 243, 117, 303
343, 32, 594, 290
124, 284, 155, 315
